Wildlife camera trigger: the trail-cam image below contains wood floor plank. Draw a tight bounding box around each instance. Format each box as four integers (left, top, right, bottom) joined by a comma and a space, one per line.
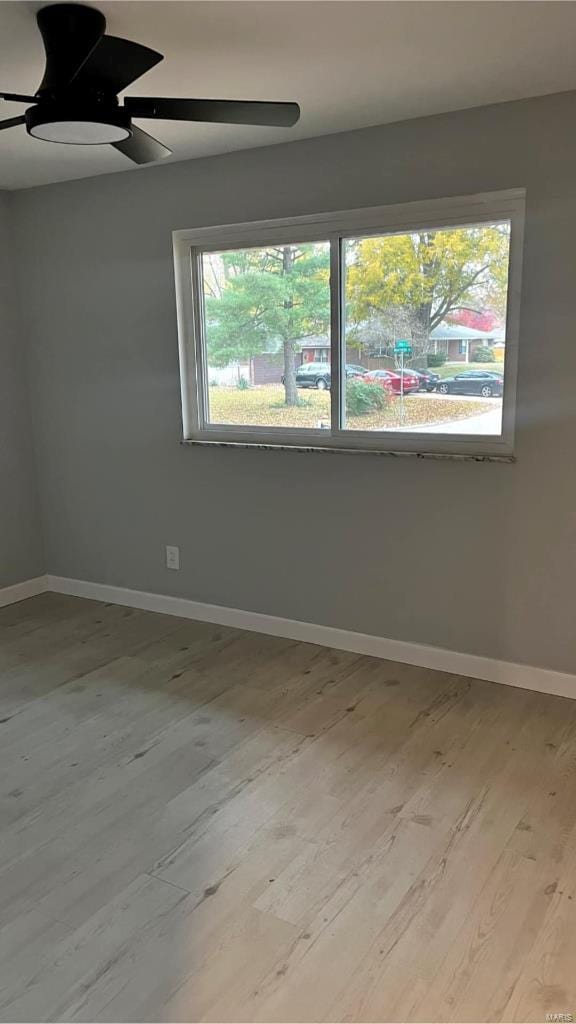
1, 594, 576, 1022
0, 874, 189, 1021
0, 605, 183, 718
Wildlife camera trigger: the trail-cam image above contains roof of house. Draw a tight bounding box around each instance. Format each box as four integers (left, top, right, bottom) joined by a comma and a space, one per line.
431, 323, 499, 341
299, 335, 330, 349
280, 322, 504, 352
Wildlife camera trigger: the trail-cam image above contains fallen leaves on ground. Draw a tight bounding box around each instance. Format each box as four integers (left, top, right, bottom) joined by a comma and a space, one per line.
208, 385, 498, 431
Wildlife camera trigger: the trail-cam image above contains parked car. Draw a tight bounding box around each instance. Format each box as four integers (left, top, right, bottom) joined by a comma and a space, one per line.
346, 364, 368, 377
363, 369, 420, 395
411, 368, 440, 391
435, 371, 504, 398
284, 362, 365, 390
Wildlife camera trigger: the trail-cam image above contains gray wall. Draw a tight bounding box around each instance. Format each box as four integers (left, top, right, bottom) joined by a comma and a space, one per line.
0, 193, 43, 587
12, 91, 576, 672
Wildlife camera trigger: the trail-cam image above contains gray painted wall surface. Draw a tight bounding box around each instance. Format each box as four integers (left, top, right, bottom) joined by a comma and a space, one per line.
11, 92, 576, 672
0, 194, 43, 586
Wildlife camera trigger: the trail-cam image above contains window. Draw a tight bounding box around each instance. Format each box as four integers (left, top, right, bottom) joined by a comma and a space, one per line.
174, 190, 524, 458
200, 241, 330, 429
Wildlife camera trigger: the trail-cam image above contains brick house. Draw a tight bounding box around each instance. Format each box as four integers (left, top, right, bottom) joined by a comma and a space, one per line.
430, 323, 501, 362
249, 324, 504, 384
250, 335, 355, 384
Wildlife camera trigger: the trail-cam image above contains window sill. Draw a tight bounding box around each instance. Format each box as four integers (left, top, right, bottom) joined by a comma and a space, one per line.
180, 439, 515, 463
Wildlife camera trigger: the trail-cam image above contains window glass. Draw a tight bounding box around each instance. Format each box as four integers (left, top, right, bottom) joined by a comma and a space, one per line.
202, 242, 331, 429
342, 221, 511, 436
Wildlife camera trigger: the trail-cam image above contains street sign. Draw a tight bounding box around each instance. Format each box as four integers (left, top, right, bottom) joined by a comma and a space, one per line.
394, 339, 412, 355
394, 340, 412, 423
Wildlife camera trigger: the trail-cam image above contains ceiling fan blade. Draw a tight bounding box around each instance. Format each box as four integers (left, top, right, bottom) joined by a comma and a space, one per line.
74, 36, 163, 94
112, 125, 171, 165
36, 3, 106, 93
0, 92, 36, 104
0, 115, 26, 131
123, 97, 301, 127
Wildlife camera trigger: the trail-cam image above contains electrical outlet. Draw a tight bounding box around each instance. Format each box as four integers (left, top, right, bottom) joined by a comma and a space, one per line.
166, 545, 180, 571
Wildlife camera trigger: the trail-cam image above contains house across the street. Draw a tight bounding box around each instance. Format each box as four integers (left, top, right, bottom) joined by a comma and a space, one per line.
247, 322, 505, 384
430, 323, 504, 362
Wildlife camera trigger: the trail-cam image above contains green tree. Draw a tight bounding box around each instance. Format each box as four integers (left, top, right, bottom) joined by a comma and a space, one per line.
346, 224, 510, 359
204, 243, 330, 405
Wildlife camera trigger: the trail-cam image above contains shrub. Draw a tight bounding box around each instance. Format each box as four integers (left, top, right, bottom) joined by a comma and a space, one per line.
427, 352, 447, 367
473, 346, 496, 362
346, 378, 388, 416
236, 375, 249, 390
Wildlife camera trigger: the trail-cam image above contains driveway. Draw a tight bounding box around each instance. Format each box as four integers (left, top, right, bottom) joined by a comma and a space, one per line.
413, 406, 502, 434
397, 394, 502, 435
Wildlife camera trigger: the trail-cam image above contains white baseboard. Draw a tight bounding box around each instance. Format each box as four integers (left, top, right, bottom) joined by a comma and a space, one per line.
0, 575, 49, 609
45, 574, 576, 701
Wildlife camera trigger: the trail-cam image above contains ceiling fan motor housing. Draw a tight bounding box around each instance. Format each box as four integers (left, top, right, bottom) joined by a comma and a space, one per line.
0, 2, 299, 161
26, 102, 131, 145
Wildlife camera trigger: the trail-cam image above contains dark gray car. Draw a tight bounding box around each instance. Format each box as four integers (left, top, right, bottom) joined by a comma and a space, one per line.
435, 371, 504, 398
284, 362, 366, 390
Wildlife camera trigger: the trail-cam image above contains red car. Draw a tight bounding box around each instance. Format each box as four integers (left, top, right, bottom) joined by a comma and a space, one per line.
363, 369, 420, 395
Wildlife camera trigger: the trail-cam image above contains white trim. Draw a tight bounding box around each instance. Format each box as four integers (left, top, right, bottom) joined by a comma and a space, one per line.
172, 189, 525, 249
46, 575, 576, 702
0, 575, 49, 609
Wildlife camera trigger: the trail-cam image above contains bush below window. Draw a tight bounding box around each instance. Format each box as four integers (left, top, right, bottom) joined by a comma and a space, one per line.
346, 378, 389, 416
473, 346, 496, 362
427, 352, 447, 367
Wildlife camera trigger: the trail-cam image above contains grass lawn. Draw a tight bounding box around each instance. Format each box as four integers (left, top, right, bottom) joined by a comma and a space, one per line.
432, 361, 505, 378
208, 384, 497, 431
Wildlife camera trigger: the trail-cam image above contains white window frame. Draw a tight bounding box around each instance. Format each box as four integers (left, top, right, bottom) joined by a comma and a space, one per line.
173, 189, 524, 459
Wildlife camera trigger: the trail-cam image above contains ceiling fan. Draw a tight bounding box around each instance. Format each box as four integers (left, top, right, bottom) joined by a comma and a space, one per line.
0, 3, 301, 164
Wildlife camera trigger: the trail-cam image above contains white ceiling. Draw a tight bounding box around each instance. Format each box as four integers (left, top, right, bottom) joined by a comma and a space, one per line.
1, 0, 576, 190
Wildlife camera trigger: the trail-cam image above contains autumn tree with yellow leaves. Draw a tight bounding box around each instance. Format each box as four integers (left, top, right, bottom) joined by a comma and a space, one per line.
346, 222, 510, 359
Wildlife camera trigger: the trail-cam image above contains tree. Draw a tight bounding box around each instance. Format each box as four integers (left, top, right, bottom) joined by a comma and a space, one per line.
446, 308, 499, 332
346, 307, 418, 359
346, 224, 510, 359
204, 243, 330, 405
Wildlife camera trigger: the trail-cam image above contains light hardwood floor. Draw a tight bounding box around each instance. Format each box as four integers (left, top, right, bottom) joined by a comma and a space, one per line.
0, 593, 575, 1023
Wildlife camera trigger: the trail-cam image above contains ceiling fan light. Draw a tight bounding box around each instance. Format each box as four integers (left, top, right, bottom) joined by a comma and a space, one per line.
30, 121, 130, 145
26, 105, 131, 145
